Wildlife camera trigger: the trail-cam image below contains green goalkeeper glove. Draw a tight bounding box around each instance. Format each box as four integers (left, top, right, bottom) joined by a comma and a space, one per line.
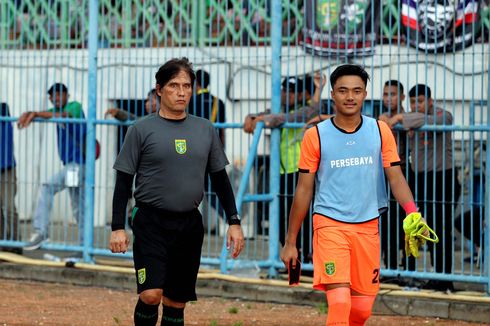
403, 212, 439, 258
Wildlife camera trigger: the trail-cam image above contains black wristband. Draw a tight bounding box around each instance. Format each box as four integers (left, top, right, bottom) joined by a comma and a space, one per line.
227, 214, 241, 226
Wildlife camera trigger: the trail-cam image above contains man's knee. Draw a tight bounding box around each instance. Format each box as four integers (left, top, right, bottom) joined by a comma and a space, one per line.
162, 296, 186, 309
349, 295, 375, 325
139, 289, 163, 305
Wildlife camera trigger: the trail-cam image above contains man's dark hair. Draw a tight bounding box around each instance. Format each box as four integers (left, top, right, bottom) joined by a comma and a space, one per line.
155, 57, 195, 88
147, 88, 157, 97
195, 70, 210, 88
384, 80, 404, 94
409, 84, 431, 98
330, 64, 369, 89
303, 76, 315, 96
47, 83, 68, 95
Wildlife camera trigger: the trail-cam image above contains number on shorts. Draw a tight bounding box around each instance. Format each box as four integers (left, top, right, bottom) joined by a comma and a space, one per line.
372, 268, 379, 284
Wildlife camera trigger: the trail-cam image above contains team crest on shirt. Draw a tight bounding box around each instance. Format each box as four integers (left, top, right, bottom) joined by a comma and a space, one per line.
175, 139, 187, 154
324, 261, 336, 276
137, 268, 146, 284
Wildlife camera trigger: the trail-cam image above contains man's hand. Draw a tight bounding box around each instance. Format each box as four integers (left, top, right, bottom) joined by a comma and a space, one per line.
403, 212, 438, 258
243, 115, 260, 134
280, 241, 298, 269
313, 72, 326, 90
17, 111, 37, 129
227, 225, 245, 258
109, 229, 130, 253
378, 113, 390, 123
105, 108, 120, 118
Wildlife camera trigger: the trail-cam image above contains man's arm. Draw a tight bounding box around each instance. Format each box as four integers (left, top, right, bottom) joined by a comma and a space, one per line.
394, 110, 453, 129
17, 110, 70, 129
384, 166, 415, 207
109, 170, 134, 253
280, 172, 315, 268
311, 72, 326, 109
209, 169, 245, 258
105, 108, 135, 121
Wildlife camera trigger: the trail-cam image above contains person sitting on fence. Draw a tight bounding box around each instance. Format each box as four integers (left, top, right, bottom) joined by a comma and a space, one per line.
18, 83, 87, 250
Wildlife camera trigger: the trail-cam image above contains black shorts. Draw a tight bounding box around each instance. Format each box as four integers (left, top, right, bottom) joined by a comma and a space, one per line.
131, 203, 204, 303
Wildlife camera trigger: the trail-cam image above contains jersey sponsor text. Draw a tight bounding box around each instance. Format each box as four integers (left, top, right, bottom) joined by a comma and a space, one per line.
330, 156, 374, 169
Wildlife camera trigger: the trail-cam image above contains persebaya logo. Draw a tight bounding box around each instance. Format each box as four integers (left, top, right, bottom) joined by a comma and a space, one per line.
324, 261, 336, 276
316, 0, 340, 30
137, 268, 146, 284
175, 139, 187, 154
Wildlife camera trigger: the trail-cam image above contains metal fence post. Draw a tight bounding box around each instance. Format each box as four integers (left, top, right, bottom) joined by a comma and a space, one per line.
83, 0, 98, 262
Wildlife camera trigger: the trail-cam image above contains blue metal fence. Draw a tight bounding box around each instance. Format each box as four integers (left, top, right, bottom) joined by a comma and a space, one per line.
0, 0, 489, 292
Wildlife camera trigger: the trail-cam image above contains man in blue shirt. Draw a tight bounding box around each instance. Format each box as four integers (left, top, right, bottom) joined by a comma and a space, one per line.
0, 102, 21, 254
18, 83, 87, 250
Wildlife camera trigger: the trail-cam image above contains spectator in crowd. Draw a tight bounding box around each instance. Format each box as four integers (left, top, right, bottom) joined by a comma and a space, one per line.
384, 84, 461, 292
109, 57, 244, 325
377, 80, 411, 278
188, 69, 226, 145
0, 103, 21, 254
243, 73, 325, 263
188, 70, 227, 232
18, 83, 87, 250
105, 89, 160, 121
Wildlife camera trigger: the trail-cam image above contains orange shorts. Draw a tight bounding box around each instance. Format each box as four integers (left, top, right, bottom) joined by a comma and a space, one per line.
312, 214, 380, 295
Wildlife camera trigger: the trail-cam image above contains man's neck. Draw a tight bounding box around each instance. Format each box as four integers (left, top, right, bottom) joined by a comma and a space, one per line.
334, 114, 362, 132
158, 108, 186, 120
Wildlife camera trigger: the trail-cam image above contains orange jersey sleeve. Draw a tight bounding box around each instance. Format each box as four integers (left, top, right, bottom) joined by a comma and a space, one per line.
378, 120, 400, 167
298, 126, 321, 173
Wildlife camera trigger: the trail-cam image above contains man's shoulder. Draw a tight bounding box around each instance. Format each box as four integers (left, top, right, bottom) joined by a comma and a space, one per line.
187, 113, 214, 126
133, 113, 156, 127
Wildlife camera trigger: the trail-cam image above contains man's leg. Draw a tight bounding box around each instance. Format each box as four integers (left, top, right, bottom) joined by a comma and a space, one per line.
134, 289, 161, 326
161, 296, 185, 326
68, 164, 85, 244
31, 168, 66, 239
349, 292, 376, 325
325, 285, 351, 325
5, 169, 20, 241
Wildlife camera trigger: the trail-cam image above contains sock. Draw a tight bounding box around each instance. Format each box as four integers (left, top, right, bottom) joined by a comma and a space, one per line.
325, 287, 351, 325
349, 295, 376, 326
134, 298, 159, 326
161, 304, 184, 325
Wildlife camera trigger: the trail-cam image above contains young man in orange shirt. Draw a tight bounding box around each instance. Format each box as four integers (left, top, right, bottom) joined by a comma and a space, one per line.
280, 65, 427, 325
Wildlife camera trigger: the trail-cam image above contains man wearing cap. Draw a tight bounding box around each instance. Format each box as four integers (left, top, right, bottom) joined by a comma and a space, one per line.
383, 83, 461, 292
243, 75, 324, 263
18, 83, 87, 250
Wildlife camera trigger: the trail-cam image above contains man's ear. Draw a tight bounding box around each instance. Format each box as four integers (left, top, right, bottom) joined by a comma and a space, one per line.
155, 84, 162, 97
400, 94, 405, 102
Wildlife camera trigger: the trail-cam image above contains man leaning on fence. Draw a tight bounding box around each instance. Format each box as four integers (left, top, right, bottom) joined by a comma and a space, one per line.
18, 83, 87, 250
0, 102, 21, 254
384, 84, 461, 292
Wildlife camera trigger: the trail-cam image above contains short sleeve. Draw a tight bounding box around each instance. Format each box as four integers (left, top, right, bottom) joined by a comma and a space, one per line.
207, 125, 229, 172
298, 126, 320, 173
378, 120, 400, 167
113, 125, 141, 175
66, 102, 84, 118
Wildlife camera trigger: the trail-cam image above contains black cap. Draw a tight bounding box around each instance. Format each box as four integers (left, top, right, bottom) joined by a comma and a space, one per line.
281, 76, 304, 92
47, 83, 68, 95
